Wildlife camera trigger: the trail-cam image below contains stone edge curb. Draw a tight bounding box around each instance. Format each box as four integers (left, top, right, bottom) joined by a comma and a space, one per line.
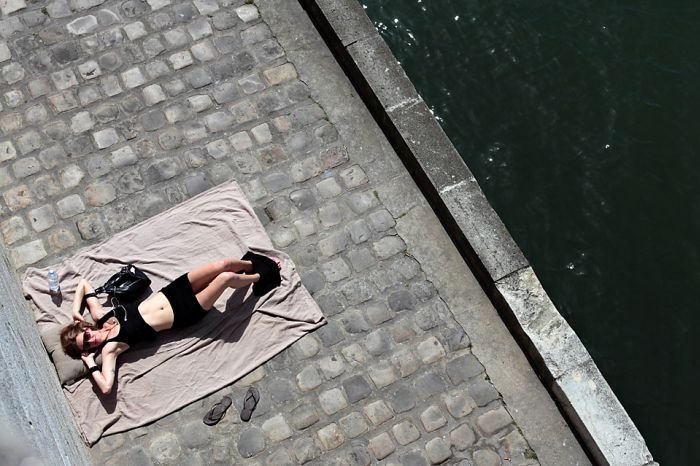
298, 1, 657, 465
0, 244, 91, 465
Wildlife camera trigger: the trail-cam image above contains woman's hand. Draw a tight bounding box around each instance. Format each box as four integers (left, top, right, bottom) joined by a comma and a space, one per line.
80, 352, 95, 366
72, 308, 85, 323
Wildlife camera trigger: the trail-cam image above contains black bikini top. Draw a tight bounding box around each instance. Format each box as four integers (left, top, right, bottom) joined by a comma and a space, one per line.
97, 302, 158, 347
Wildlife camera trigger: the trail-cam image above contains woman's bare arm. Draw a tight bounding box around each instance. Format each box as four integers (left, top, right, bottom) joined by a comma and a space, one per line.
82, 344, 127, 395
72, 279, 106, 323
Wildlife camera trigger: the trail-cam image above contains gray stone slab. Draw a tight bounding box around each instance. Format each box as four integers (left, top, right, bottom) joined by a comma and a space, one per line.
313, 0, 377, 46
496, 267, 591, 379
456, 202, 527, 278
346, 34, 421, 112
554, 359, 654, 466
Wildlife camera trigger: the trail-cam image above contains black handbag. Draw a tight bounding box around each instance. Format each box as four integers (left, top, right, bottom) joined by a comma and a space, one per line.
94, 264, 151, 301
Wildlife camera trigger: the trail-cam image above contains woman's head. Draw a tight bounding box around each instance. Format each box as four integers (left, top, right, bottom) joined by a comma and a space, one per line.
60, 321, 97, 359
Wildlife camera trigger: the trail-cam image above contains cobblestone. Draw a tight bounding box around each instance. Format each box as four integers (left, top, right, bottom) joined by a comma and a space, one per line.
47, 228, 77, 251
338, 411, 368, 438
392, 419, 421, 446
317, 423, 344, 451
290, 404, 319, 430
373, 235, 406, 259
389, 384, 417, 414
341, 375, 372, 404
319, 388, 348, 415
10, 240, 46, 267
363, 400, 393, 426
319, 355, 345, 379
85, 182, 116, 206
473, 449, 502, 466
469, 379, 500, 407
444, 390, 476, 419
39, 145, 67, 169
449, 423, 476, 450
261, 414, 292, 442
27, 205, 55, 232
237, 427, 265, 458
425, 438, 451, 464
414, 372, 447, 399
420, 405, 447, 432
0, 216, 28, 245
368, 360, 397, 388
477, 406, 512, 435
3, 185, 32, 211
148, 432, 180, 464
388, 289, 415, 312
416, 336, 446, 364
12, 157, 41, 179
446, 354, 485, 385
368, 432, 395, 460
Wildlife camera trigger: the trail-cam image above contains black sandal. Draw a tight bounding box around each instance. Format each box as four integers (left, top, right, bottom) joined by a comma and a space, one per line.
203, 395, 232, 426
240, 387, 260, 422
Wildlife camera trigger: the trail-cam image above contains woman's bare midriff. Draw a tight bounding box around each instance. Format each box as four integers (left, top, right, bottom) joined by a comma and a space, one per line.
137, 292, 175, 331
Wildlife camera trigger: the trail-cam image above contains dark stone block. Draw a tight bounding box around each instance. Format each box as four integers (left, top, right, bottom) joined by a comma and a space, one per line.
267, 378, 296, 404
121, 95, 145, 115
390, 385, 416, 413
212, 10, 237, 30
232, 51, 256, 74
289, 189, 316, 210
300, 270, 325, 295
65, 135, 94, 157
122, 0, 148, 17
290, 404, 319, 430
340, 310, 369, 334
318, 321, 345, 347
172, 2, 198, 22
414, 371, 447, 398
342, 375, 372, 403
24, 50, 54, 75
388, 290, 415, 312
253, 206, 269, 226
399, 451, 429, 466
468, 379, 500, 407
446, 355, 484, 385
237, 427, 265, 458
443, 327, 471, 352
186, 66, 213, 89
314, 292, 344, 316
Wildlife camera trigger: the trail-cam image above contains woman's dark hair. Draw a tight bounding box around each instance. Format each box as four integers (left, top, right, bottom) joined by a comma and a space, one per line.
60, 321, 95, 359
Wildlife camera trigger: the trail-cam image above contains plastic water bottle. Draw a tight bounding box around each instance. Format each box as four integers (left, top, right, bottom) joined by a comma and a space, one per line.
47, 270, 60, 295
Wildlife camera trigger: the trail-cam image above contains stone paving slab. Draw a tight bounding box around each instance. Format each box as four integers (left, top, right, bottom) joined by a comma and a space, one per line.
1, 0, 587, 464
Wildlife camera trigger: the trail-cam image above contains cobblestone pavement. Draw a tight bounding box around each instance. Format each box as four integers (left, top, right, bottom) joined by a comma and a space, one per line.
1, 0, 557, 464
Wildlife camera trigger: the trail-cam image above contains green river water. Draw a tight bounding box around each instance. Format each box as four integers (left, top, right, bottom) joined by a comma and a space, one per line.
361, 1, 700, 464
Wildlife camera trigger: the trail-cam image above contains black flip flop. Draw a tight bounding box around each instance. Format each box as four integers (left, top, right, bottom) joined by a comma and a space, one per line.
203, 395, 232, 426
240, 387, 260, 422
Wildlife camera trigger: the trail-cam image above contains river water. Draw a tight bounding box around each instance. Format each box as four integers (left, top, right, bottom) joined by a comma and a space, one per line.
361, 1, 699, 464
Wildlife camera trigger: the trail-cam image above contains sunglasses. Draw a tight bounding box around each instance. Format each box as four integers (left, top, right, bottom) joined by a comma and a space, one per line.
81, 328, 95, 351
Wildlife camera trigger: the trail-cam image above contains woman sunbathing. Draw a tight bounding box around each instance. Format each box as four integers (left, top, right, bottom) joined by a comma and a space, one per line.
60, 258, 267, 395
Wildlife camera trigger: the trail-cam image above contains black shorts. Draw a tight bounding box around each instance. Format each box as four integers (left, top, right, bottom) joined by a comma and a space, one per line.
161, 273, 207, 329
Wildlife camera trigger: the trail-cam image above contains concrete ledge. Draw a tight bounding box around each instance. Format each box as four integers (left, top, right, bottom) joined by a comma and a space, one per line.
497, 268, 654, 465
0, 246, 90, 466
300, 0, 655, 465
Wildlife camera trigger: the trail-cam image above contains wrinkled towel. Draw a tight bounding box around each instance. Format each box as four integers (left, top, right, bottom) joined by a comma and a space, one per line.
23, 181, 326, 444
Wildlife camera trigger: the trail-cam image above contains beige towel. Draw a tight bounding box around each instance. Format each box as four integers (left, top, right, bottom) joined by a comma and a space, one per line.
23, 181, 325, 444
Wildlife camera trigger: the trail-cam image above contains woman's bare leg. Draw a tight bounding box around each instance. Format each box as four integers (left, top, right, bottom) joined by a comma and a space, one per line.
195, 271, 260, 310
187, 259, 253, 294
